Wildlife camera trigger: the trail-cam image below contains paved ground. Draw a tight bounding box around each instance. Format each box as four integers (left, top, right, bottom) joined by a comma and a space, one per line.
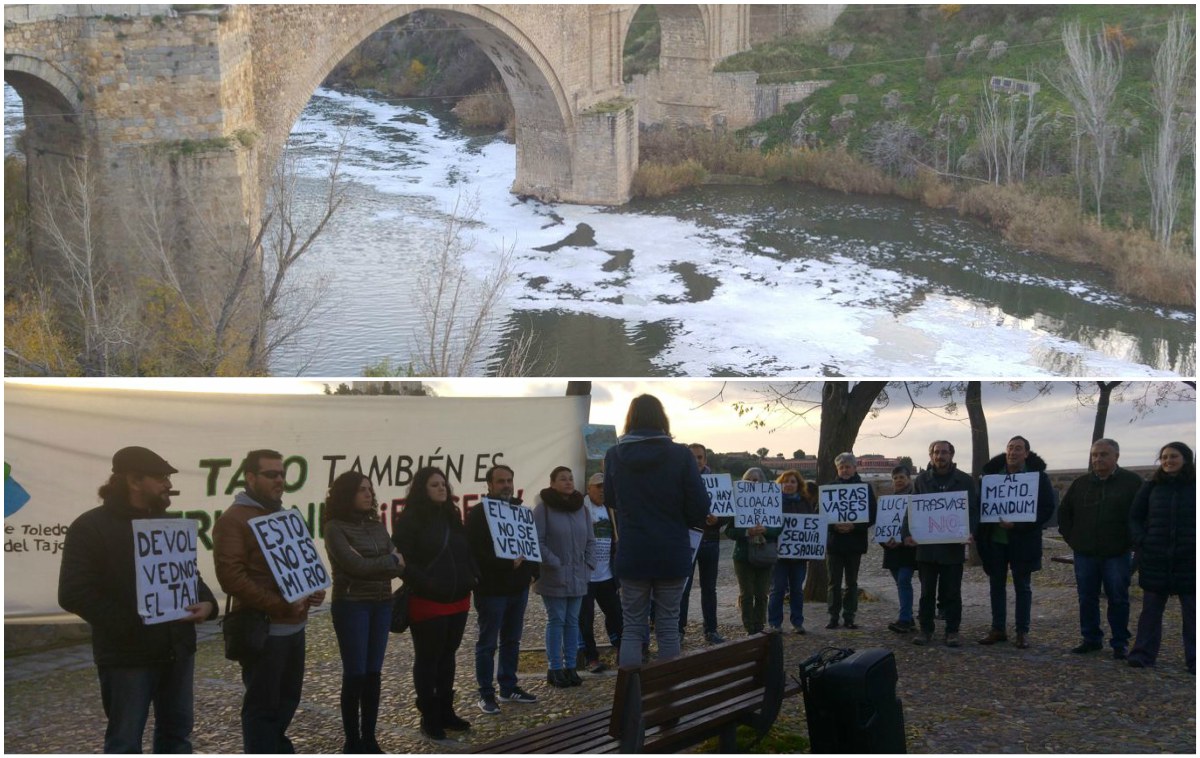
5, 535, 1195, 753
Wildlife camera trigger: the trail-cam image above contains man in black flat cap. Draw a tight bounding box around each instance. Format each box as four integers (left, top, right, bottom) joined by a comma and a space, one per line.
59, 446, 218, 753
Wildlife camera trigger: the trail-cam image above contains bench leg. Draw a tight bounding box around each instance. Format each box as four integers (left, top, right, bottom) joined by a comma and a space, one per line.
717, 724, 738, 753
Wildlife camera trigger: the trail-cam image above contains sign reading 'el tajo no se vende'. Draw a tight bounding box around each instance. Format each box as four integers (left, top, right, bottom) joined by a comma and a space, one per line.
819, 483, 870, 524
778, 514, 827, 559
481, 497, 542, 561
733, 480, 783, 528
907, 491, 971, 544
133, 519, 200, 624
979, 472, 1040, 523
248, 510, 331, 603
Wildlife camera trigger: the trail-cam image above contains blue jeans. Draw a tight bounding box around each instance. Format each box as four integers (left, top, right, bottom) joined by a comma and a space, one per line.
1073, 551, 1132, 648
680, 539, 721, 634
331, 599, 392, 676
542, 595, 583, 670
768, 559, 807, 629
890, 566, 915, 623
240, 629, 305, 754
97, 659, 194, 753
986, 559, 1033, 634
619, 576, 687, 667
474, 589, 529, 696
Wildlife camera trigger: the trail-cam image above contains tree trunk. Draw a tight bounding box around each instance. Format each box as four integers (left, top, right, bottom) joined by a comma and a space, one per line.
1091, 381, 1121, 447
965, 381, 988, 566
806, 381, 888, 602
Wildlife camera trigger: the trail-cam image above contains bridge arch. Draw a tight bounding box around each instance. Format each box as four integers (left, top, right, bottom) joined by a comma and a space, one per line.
618, 5, 719, 127
259, 4, 577, 201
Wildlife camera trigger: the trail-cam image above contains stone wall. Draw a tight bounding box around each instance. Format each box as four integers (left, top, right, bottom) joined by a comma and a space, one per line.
627, 70, 831, 131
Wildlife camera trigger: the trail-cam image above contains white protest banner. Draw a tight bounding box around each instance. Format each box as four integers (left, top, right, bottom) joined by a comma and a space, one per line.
133, 519, 199, 625
979, 472, 1040, 523
702, 473, 734, 517
778, 514, 826, 559
249, 510, 331, 603
6, 383, 588, 621
819, 483, 871, 525
907, 491, 971, 544
873, 495, 909, 543
482, 497, 542, 561
733, 480, 783, 528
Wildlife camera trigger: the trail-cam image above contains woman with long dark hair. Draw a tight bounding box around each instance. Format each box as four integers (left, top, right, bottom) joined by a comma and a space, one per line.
391, 467, 479, 741
533, 466, 594, 687
603, 394, 708, 666
323, 471, 405, 753
1128, 442, 1195, 674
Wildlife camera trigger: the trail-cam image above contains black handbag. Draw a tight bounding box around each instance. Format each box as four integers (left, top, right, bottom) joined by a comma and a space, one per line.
221, 595, 270, 662
390, 585, 411, 634
748, 537, 778, 567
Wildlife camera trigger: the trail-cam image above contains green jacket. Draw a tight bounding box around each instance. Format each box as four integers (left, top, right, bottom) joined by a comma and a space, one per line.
1057, 467, 1144, 559
725, 522, 784, 563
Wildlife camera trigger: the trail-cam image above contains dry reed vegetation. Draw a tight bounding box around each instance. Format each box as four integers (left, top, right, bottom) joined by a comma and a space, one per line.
632, 128, 1194, 307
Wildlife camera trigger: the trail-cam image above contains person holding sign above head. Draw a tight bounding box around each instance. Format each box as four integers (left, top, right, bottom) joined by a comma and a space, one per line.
767, 470, 816, 634
533, 466, 595, 688
59, 446, 218, 754
214, 449, 326, 754
1127, 442, 1196, 674
391, 466, 480, 741
1058, 438, 1145, 660
882, 465, 919, 634
604, 394, 708, 666
904, 441, 979, 648
579, 472, 623, 674
322, 471, 405, 753
465, 464, 540, 715
725, 467, 784, 636
822, 453, 878, 630
976, 436, 1057, 649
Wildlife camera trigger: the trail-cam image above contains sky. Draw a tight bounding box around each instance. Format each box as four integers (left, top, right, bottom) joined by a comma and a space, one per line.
6, 378, 1194, 470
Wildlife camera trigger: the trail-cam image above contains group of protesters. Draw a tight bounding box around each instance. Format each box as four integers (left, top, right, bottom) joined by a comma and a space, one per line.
57, 392, 1194, 754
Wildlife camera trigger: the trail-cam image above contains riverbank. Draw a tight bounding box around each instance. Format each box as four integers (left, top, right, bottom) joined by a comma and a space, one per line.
634, 130, 1195, 309
6, 536, 1194, 753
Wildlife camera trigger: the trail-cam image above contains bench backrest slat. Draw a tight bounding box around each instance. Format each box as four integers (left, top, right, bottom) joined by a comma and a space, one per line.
609, 634, 774, 740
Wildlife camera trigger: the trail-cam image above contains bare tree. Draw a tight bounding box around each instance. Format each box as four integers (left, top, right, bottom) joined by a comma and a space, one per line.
130, 134, 346, 375
976, 85, 1044, 184
1047, 21, 1124, 223
33, 150, 136, 375
1142, 14, 1195, 250
1072, 381, 1196, 465
413, 192, 522, 376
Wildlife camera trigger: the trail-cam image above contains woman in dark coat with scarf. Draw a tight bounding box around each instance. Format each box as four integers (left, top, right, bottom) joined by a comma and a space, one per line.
1128, 442, 1196, 673
392, 467, 479, 741
324, 471, 405, 753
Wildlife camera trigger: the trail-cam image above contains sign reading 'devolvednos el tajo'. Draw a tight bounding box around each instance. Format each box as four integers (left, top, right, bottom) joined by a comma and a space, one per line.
907, 491, 971, 544
979, 472, 1040, 523
733, 480, 783, 528
702, 473, 734, 517
873, 495, 909, 543
4, 384, 589, 621
778, 514, 826, 559
248, 510, 330, 603
819, 483, 870, 524
133, 519, 199, 625
481, 497, 542, 561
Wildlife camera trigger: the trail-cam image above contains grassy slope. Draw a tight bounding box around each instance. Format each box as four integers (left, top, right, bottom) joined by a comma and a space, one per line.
717, 4, 1195, 235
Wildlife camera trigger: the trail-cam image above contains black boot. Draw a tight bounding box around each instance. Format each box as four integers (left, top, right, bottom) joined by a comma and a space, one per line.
359, 673, 385, 754
546, 668, 569, 688
440, 689, 471, 731
340, 674, 365, 753
565, 668, 583, 687
416, 696, 446, 741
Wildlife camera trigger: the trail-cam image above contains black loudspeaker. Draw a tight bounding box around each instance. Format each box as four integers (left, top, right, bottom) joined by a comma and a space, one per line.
799, 647, 906, 754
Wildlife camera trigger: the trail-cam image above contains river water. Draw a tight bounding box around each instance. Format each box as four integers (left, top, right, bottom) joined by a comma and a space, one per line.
6, 85, 1194, 377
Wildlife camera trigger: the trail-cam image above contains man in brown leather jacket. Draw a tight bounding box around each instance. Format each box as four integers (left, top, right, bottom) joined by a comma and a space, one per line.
214, 449, 326, 753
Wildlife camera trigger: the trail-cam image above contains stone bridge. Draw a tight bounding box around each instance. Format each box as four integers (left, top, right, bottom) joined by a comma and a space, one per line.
4, 3, 841, 300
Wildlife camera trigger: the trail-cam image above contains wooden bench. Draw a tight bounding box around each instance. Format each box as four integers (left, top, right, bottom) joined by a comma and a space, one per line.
471, 632, 787, 754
